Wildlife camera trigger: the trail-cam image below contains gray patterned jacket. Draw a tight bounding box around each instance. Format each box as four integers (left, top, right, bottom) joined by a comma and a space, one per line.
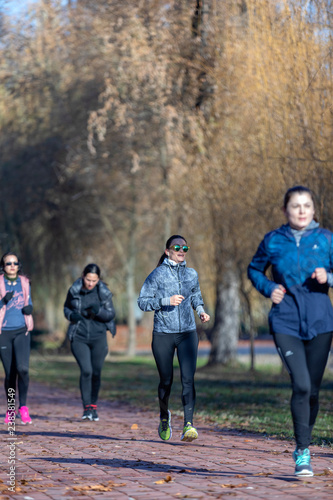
137, 259, 205, 333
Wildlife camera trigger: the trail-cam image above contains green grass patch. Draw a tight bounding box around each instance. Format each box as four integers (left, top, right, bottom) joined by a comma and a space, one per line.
30, 353, 333, 447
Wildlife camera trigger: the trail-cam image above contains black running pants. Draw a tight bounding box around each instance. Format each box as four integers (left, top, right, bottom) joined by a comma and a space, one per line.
0, 330, 30, 408
71, 335, 108, 408
152, 330, 198, 425
273, 331, 332, 450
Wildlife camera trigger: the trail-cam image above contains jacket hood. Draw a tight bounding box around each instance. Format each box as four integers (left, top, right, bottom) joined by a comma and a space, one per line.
277, 220, 320, 235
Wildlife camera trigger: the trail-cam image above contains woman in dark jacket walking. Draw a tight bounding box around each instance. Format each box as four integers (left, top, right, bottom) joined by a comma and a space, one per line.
138, 235, 210, 443
248, 186, 333, 477
64, 263, 115, 421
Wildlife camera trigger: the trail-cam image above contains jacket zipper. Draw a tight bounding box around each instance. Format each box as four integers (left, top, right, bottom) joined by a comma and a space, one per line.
296, 238, 300, 277
177, 266, 181, 332
296, 236, 307, 335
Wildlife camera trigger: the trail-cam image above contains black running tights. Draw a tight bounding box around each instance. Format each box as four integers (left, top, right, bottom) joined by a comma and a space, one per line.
273, 331, 332, 450
0, 330, 30, 408
71, 335, 108, 408
152, 330, 198, 425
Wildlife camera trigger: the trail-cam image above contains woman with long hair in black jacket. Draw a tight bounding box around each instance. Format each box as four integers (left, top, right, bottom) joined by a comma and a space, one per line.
64, 263, 116, 421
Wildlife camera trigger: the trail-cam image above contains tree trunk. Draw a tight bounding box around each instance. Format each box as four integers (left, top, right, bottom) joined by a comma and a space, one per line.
241, 284, 256, 372
126, 235, 136, 357
208, 264, 240, 365
126, 184, 137, 357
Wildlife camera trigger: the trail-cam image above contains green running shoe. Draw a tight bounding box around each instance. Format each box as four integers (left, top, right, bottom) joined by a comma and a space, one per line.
158, 410, 172, 441
181, 422, 198, 442
294, 448, 313, 477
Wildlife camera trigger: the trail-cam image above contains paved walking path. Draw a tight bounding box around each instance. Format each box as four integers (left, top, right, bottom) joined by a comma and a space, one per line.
1, 382, 333, 500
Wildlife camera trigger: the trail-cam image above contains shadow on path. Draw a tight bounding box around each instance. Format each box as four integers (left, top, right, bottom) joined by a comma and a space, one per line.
31, 455, 300, 484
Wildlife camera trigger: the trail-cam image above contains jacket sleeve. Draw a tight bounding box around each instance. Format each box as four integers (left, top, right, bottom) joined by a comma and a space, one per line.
95, 293, 115, 322
247, 237, 279, 298
190, 272, 205, 314
28, 284, 33, 307
64, 290, 74, 321
137, 271, 163, 312
327, 233, 333, 287
23, 284, 33, 313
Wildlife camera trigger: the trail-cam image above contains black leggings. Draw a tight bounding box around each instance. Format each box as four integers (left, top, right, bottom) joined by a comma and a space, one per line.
71, 335, 108, 408
0, 330, 30, 408
274, 331, 332, 450
152, 330, 198, 425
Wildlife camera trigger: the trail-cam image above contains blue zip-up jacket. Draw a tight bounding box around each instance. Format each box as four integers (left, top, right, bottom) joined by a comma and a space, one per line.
247, 223, 333, 339
137, 259, 205, 334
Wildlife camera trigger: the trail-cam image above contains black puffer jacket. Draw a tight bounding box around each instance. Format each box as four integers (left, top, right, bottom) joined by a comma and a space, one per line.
64, 278, 116, 340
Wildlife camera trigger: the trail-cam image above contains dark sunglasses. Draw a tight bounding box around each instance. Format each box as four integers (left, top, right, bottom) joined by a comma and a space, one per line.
169, 245, 190, 252
4, 262, 19, 266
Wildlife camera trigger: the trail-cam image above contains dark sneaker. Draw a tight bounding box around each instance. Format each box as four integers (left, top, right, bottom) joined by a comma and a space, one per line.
91, 405, 99, 421
294, 448, 313, 476
181, 422, 198, 442
158, 410, 172, 441
82, 406, 93, 421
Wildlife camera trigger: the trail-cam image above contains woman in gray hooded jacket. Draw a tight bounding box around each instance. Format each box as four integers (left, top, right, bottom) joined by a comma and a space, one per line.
138, 235, 210, 443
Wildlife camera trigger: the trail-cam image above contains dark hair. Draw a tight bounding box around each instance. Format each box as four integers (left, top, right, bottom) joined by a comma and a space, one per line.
283, 186, 314, 209
157, 234, 187, 267
82, 263, 101, 278
0, 252, 23, 275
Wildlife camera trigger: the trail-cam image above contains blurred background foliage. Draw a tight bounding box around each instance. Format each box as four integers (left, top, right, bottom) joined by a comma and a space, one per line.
0, 0, 332, 362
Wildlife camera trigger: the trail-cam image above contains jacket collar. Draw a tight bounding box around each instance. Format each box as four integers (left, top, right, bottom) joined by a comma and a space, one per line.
163, 258, 187, 268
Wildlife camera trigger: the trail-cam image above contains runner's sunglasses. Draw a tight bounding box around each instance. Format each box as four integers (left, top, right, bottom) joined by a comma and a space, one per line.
169, 245, 190, 252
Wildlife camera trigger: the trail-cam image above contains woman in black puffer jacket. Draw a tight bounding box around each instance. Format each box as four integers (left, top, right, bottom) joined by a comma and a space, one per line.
64, 263, 115, 421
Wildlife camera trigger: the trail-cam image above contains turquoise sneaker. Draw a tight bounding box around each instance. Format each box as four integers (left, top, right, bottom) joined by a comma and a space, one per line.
158, 410, 172, 441
294, 448, 313, 476
180, 422, 198, 442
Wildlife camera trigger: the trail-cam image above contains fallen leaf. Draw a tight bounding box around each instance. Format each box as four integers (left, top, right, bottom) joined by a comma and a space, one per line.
131, 423, 138, 430
71, 480, 126, 492
154, 475, 172, 484
220, 483, 248, 489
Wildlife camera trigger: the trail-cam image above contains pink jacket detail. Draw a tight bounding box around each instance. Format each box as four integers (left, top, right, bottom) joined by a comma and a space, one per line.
0, 274, 34, 334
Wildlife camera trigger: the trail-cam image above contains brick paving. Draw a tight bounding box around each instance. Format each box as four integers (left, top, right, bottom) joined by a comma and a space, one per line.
0, 382, 333, 499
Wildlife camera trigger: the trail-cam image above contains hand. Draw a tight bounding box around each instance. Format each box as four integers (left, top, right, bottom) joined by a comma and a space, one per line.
311, 267, 327, 284
200, 312, 210, 323
88, 304, 100, 314
170, 295, 185, 306
83, 304, 100, 318
2, 291, 14, 304
270, 285, 286, 304
22, 305, 33, 315
70, 312, 83, 323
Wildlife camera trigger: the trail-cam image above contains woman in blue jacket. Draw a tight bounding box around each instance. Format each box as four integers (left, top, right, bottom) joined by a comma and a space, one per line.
138, 235, 210, 442
64, 263, 115, 422
248, 186, 333, 477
